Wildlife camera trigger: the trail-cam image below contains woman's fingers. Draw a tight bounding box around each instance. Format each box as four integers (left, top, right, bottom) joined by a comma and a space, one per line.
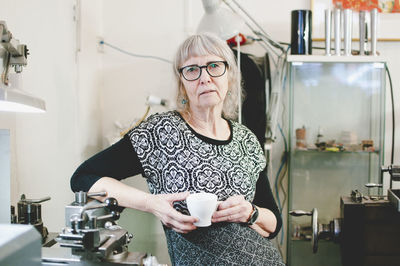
217, 195, 243, 209
163, 191, 190, 203
212, 195, 252, 223
164, 209, 197, 226
212, 205, 244, 222
162, 214, 197, 233
152, 192, 198, 233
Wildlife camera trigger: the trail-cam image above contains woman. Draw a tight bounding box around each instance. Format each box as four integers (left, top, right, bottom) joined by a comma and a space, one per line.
71, 33, 284, 265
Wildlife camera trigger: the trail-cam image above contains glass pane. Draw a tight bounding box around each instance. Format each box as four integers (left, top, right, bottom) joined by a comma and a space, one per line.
287, 61, 385, 266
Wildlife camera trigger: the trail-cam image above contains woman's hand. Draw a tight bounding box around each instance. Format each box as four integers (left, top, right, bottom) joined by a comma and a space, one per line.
146, 192, 198, 234
211, 195, 253, 224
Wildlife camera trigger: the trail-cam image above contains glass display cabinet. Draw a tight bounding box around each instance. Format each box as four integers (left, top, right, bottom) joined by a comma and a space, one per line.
286, 55, 386, 266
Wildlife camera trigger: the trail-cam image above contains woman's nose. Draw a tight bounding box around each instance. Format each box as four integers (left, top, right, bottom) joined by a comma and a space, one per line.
199, 69, 211, 83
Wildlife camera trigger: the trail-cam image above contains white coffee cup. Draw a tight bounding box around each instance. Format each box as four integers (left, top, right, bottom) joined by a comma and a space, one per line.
186, 192, 218, 227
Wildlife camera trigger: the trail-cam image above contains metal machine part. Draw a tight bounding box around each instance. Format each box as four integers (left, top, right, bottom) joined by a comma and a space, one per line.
359, 11, 367, 55
340, 196, 400, 266
291, 189, 400, 265
343, 9, 352, 56
42, 191, 156, 265
65, 191, 109, 228
382, 164, 400, 186
10, 205, 17, 223
11, 194, 50, 242
324, 9, 331, 56
388, 189, 400, 212
383, 165, 400, 212
370, 8, 378, 56
289, 208, 341, 253
333, 8, 341, 56
350, 189, 363, 202
363, 164, 400, 201
0, 21, 28, 78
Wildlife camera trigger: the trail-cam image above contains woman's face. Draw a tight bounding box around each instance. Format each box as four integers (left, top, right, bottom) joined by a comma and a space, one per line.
180, 54, 229, 113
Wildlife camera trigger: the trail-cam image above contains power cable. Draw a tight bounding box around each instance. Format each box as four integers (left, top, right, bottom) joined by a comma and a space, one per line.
100, 40, 172, 64
385, 64, 395, 164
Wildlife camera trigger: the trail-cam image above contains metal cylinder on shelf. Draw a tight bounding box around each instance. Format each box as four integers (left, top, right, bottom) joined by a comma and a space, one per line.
343, 9, 352, 56
290, 10, 313, 55
359, 11, 366, 55
325, 9, 332, 55
334, 8, 341, 55
371, 8, 378, 56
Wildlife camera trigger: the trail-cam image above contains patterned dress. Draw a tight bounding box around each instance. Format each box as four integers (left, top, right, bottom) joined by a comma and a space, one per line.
128, 111, 284, 266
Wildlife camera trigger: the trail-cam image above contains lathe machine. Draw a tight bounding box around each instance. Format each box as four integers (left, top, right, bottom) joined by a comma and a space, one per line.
9, 191, 163, 266
290, 165, 400, 266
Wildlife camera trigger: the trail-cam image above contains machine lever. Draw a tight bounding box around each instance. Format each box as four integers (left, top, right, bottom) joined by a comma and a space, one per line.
289, 210, 312, 216
74, 191, 107, 205
96, 211, 120, 222
365, 183, 383, 188
20, 194, 51, 203
88, 191, 107, 197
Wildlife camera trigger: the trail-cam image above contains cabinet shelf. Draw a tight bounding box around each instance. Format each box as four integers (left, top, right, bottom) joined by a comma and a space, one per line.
293, 149, 380, 155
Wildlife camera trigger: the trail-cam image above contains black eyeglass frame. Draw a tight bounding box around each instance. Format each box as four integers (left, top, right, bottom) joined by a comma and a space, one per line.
178, 61, 228, 81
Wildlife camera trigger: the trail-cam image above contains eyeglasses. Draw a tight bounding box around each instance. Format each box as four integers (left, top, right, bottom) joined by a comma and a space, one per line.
179, 61, 228, 81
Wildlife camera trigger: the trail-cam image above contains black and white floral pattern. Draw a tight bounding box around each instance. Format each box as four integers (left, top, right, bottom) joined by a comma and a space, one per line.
128, 111, 284, 265
165, 223, 285, 266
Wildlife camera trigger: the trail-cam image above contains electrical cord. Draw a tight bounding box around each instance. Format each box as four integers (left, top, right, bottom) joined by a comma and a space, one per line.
97, 40, 172, 136
276, 124, 288, 245
385, 64, 395, 164
271, 60, 289, 250
100, 40, 172, 64
278, 159, 287, 245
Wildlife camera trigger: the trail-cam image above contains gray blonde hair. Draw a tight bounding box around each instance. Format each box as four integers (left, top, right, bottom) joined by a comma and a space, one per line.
173, 33, 241, 120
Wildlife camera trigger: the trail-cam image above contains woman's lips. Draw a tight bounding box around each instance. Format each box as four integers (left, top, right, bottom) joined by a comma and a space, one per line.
200, 90, 216, 96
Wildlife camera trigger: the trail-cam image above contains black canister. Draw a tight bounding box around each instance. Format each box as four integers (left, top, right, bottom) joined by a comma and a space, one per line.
291, 10, 312, 55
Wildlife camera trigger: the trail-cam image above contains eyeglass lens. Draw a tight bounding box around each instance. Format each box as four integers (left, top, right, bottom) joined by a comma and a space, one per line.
181, 61, 226, 81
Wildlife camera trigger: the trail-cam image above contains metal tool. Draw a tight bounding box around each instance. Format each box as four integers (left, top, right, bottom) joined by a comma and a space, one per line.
370, 8, 378, 56
13, 194, 50, 242
383, 165, 400, 212
41, 191, 159, 265
0, 21, 28, 75
325, 9, 331, 55
334, 9, 341, 55
359, 11, 367, 55
350, 189, 363, 202
289, 208, 341, 253
343, 9, 352, 56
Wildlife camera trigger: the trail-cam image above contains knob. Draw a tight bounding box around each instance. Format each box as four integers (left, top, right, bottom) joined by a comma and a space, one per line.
110, 211, 120, 220
105, 197, 118, 211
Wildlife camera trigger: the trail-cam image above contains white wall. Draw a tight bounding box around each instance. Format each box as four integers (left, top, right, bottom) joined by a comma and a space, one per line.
0, 0, 77, 228
0, 0, 399, 264
0, 0, 103, 230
